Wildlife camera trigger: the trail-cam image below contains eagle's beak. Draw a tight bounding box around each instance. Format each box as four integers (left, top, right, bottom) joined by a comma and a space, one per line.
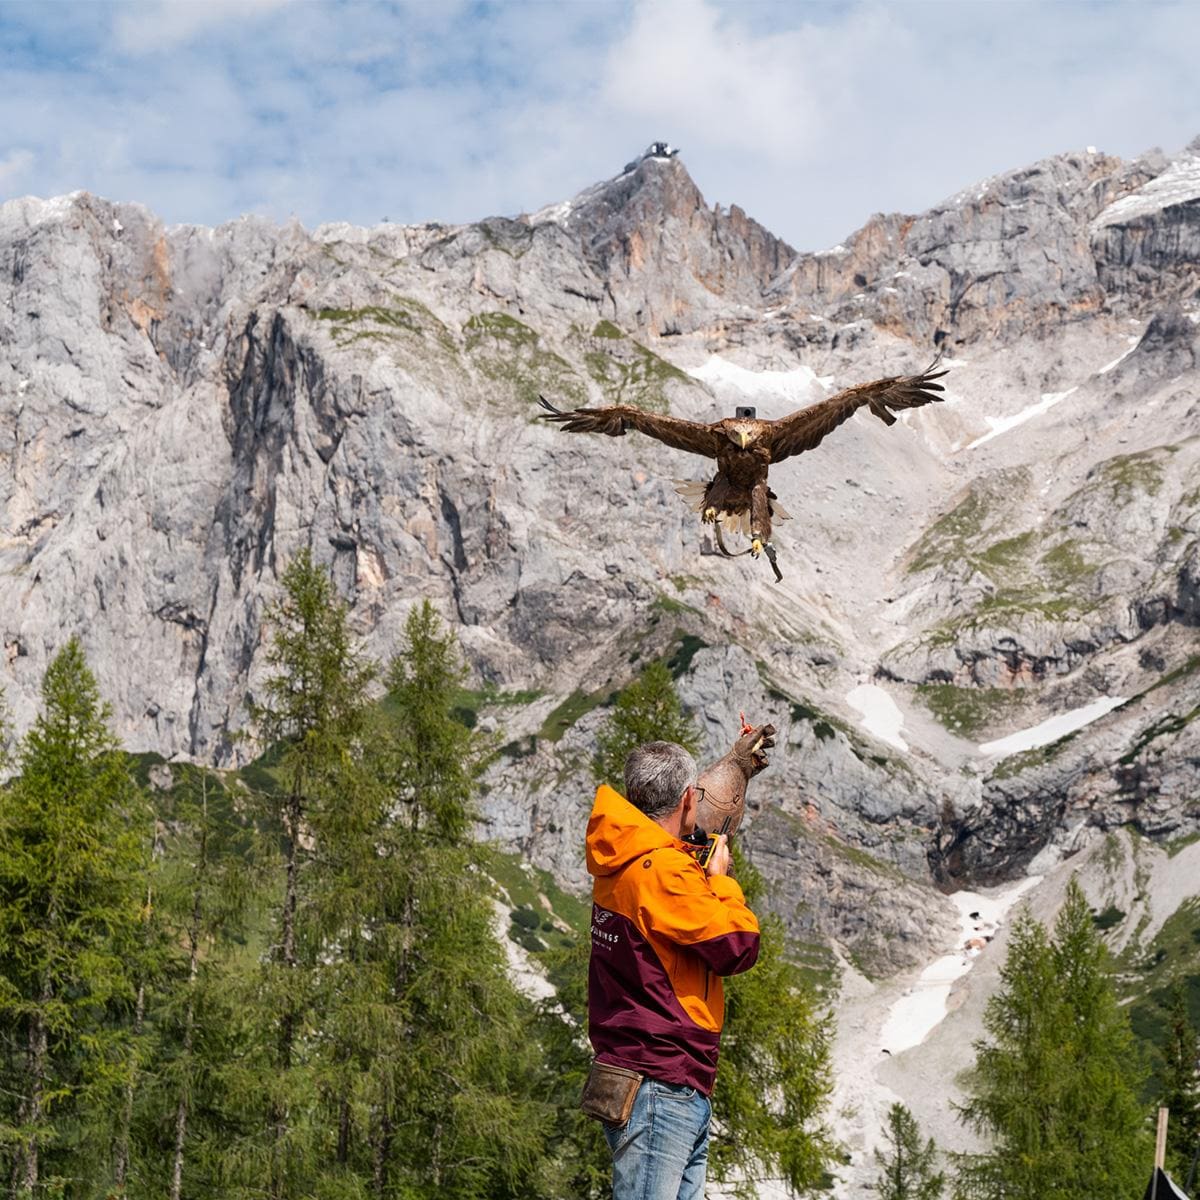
739, 432, 750, 449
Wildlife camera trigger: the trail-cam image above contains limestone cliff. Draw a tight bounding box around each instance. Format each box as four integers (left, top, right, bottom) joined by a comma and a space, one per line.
2, 140, 1198, 976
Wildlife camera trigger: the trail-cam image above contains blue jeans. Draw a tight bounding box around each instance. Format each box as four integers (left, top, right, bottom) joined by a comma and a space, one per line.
603, 1078, 712, 1200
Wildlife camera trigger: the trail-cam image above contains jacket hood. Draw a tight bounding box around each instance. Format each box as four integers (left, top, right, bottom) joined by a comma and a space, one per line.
586, 784, 682, 876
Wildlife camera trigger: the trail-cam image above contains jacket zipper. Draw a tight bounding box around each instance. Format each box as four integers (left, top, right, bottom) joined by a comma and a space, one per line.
704, 969, 710, 1001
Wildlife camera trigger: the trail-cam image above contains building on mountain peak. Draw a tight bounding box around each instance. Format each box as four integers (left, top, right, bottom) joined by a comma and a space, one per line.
624, 141, 679, 172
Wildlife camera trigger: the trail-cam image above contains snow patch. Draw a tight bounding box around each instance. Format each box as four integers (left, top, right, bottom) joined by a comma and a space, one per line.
846, 685, 908, 752
0, 191, 84, 228
1092, 154, 1200, 228
528, 168, 632, 228
978, 696, 1127, 757
1097, 341, 1139, 374
688, 356, 829, 409
531, 198, 575, 226
965, 387, 1077, 449
879, 877, 1040, 1054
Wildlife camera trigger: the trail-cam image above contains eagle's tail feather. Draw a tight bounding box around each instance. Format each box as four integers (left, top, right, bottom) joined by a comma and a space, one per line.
675, 479, 767, 539
673, 479, 709, 508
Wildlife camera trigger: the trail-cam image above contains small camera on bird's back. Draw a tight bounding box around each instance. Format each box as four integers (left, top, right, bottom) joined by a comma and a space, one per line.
735, 406, 756, 419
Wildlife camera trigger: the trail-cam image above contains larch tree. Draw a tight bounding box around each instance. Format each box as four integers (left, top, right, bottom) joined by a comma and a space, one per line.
361, 600, 559, 1199
1047, 879, 1148, 1195
138, 766, 260, 1200
711, 846, 836, 1198
592, 659, 701, 790
0, 640, 148, 1197
1160, 982, 1200, 1183
244, 549, 379, 1199
872, 1103, 944, 1200
955, 880, 1148, 1200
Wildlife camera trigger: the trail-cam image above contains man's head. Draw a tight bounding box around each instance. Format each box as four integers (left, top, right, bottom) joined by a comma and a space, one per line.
624, 741, 700, 835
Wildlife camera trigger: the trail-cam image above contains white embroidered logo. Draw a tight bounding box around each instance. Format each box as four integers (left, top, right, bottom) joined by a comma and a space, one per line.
591, 906, 620, 947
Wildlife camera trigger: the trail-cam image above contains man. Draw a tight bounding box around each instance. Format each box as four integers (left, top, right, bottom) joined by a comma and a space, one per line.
586, 740, 760, 1200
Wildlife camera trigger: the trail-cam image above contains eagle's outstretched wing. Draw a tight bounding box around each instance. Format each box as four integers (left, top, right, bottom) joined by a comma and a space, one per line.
765, 363, 948, 464
538, 396, 723, 458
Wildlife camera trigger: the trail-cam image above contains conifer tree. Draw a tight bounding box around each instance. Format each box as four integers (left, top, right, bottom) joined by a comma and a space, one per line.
711, 847, 836, 1198
244, 549, 379, 1199
134, 766, 259, 1200
0, 640, 148, 1196
534, 934, 612, 1199
111, 814, 163, 1196
954, 909, 1061, 1200
592, 660, 701, 790
359, 600, 558, 1198
956, 880, 1149, 1200
1046, 879, 1148, 1194
1160, 982, 1200, 1182
873, 1103, 944, 1200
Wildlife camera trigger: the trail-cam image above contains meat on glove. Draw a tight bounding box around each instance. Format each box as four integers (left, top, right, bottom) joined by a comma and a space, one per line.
693, 712, 776, 839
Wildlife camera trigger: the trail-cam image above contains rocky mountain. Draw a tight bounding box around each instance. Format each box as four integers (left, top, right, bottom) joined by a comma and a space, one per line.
2, 137, 1199, 1190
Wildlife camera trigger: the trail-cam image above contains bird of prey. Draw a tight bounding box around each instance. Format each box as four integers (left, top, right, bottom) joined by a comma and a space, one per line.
537, 362, 947, 582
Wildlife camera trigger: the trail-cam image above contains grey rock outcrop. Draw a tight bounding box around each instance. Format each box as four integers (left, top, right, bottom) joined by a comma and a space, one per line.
3, 136, 1199, 974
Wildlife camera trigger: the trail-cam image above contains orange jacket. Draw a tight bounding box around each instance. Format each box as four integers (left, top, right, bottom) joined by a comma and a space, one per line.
586, 784, 760, 1094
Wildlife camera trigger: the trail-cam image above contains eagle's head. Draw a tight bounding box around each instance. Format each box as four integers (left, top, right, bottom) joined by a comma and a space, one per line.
724, 419, 761, 450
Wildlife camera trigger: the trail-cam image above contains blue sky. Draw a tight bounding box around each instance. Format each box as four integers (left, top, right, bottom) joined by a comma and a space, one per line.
1, 0, 1197, 251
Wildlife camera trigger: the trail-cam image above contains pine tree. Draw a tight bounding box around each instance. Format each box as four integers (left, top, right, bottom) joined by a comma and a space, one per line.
1160, 982, 1200, 1183
955, 880, 1149, 1200
243, 549, 379, 1199
592, 660, 701, 790
710, 846, 837, 1198
873, 1103, 944, 1200
359, 600, 559, 1199
0, 640, 148, 1196
132, 766, 260, 1200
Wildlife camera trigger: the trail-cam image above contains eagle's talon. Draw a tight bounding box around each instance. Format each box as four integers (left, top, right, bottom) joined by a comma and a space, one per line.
750, 537, 763, 558
703, 506, 718, 523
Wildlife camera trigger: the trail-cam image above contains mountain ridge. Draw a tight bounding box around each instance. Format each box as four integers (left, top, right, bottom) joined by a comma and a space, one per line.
1, 139, 1198, 960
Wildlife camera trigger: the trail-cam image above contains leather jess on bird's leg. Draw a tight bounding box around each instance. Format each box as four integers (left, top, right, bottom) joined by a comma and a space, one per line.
693, 714, 777, 840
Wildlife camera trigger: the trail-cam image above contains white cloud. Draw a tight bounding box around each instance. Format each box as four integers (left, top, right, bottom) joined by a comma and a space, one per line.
113, 0, 294, 53
603, 0, 820, 160
0, 0, 1197, 249
0, 149, 35, 188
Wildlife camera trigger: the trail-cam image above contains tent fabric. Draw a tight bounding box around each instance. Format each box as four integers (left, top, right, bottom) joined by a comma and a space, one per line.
1142, 1167, 1191, 1200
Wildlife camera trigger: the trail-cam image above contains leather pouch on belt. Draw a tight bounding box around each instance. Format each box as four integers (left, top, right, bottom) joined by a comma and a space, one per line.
579, 1060, 643, 1125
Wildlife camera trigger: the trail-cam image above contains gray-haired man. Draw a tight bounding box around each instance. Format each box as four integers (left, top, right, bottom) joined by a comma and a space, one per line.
584, 741, 760, 1200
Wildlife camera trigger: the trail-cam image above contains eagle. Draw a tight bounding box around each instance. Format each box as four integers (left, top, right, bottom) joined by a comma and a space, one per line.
538, 362, 947, 581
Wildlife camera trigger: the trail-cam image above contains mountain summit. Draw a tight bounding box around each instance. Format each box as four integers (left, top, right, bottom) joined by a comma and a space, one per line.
0, 134, 1197, 980
526, 148, 795, 335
